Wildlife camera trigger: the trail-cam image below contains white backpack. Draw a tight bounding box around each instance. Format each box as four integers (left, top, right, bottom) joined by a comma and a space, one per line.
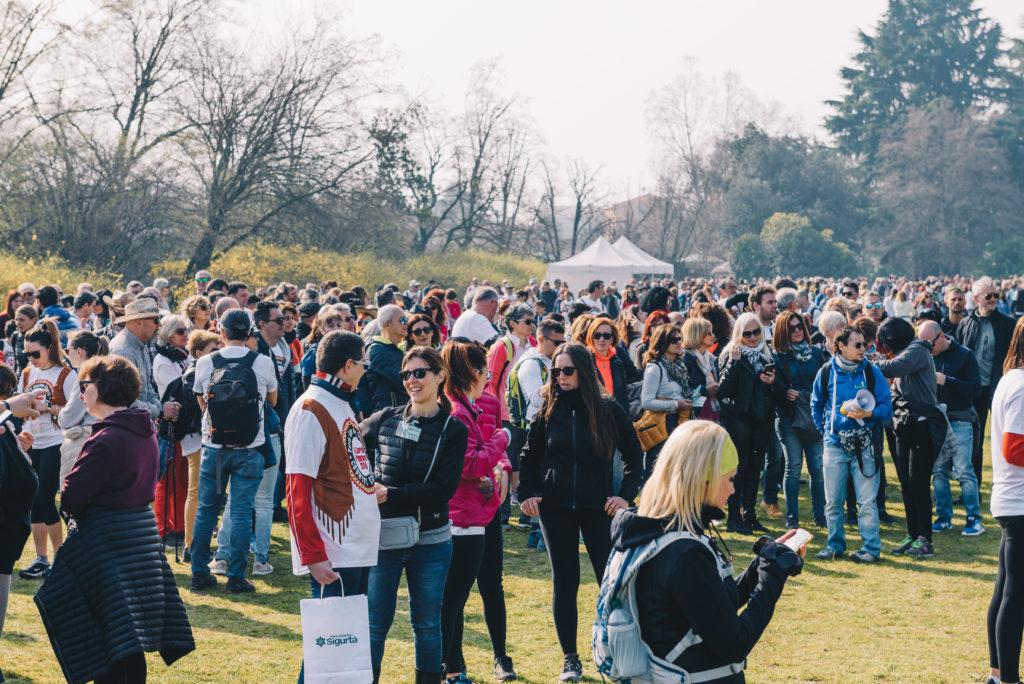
592, 530, 745, 683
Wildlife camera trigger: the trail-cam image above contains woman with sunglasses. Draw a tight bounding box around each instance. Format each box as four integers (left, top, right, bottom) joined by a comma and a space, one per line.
518, 343, 642, 682
586, 316, 640, 413
717, 313, 776, 535
360, 347, 468, 683
15, 319, 77, 580
680, 316, 721, 422
810, 326, 892, 563
150, 314, 195, 549
58, 330, 108, 486
181, 295, 213, 331
420, 295, 450, 342
10, 304, 39, 373
771, 310, 827, 530
440, 340, 516, 683
405, 313, 443, 351
639, 324, 692, 479
300, 310, 348, 390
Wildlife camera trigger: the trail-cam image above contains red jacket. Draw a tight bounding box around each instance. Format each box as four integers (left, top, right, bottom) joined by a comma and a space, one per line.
447, 394, 510, 528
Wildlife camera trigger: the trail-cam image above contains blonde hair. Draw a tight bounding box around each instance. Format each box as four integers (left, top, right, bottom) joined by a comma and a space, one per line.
638, 420, 728, 535
680, 317, 711, 351
721, 312, 768, 362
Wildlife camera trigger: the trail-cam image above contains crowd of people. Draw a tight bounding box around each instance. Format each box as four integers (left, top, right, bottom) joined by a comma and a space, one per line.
1, 269, 1024, 683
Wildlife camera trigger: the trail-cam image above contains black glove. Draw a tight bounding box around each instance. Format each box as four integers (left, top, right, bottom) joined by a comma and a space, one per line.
753, 537, 803, 578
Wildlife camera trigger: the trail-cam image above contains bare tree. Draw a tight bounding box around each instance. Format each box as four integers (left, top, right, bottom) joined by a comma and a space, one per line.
0, 1, 58, 165
477, 119, 532, 252
176, 24, 373, 273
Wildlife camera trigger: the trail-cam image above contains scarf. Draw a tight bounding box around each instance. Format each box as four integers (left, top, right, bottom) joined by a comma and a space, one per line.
790, 340, 813, 364
688, 349, 720, 411
740, 343, 766, 373
593, 347, 616, 393
659, 356, 688, 391
156, 343, 190, 375
835, 354, 862, 373
311, 375, 357, 404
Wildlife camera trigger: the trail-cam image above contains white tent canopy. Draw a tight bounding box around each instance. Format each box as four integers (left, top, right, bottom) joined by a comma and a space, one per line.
545, 237, 637, 292
612, 236, 674, 275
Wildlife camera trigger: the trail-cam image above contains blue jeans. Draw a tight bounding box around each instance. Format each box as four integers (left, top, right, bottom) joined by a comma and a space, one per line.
190, 446, 263, 579
762, 427, 784, 505
298, 567, 370, 684
823, 443, 881, 557
217, 434, 280, 564
368, 538, 453, 672
933, 421, 980, 521
779, 417, 825, 520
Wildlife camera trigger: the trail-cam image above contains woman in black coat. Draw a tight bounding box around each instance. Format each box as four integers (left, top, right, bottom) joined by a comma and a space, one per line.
518, 342, 643, 683
718, 313, 777, 535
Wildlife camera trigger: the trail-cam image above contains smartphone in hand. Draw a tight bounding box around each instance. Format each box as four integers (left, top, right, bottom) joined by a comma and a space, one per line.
780, 528, 812, 552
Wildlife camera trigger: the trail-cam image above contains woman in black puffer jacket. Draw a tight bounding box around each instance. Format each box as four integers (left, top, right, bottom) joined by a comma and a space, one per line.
518, 343, 642, 683
718, 313, 777, 535
360, 346, 468, 684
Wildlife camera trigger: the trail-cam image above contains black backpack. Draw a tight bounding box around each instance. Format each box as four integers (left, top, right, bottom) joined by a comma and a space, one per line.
159, 366, 203, 442
205, 350, 261, 447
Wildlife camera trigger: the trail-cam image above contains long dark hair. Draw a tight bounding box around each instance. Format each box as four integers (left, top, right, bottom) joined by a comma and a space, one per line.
642, 323, 677, 367
542, 343, 615, 462
772, 310, 810, 354
441, 338, 487, 400
405, 313, 442, 349
402, 345, 452, 414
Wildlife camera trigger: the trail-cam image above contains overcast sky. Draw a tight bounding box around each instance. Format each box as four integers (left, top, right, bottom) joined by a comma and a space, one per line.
62, 0, 1024, 200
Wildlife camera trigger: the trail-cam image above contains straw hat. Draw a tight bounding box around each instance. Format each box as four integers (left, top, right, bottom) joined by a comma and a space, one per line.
114, 297, 162, 324
103, 290, 135, 314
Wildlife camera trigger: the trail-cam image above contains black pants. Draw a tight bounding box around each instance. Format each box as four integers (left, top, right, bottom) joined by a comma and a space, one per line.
538, 505, 612, 655
722, 413, 771, 519
989, 516, 1024, 683
29, 444, 61, 525
94, 651, 146, 684
893, 420, 937, 542
974, 389, 992, 489
643, 413, 679, 483
441, 512, 508, 673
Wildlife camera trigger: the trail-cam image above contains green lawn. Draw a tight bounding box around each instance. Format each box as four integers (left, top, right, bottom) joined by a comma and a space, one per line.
2, 444, 1002, 684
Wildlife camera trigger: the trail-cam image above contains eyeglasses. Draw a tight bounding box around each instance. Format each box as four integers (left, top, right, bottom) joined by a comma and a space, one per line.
865, 302, 883, 309
399, 367, 439, 381
27, 350, 42, 359
78, 380, 93, 393
551, 366, 576, 378
477, 368, 493, 380
592, 331, 614, 341
741, 329, 762, 339
668, 336, 681, 344
174, 327, 188, 336
411, 326, 433, 337
352, 358, 370, 367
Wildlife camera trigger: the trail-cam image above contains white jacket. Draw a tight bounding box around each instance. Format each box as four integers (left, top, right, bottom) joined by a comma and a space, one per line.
513, 347, 551, 424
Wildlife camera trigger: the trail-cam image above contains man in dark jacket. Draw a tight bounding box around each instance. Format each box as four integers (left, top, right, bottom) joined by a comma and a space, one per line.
940, 287, 967, 337
956, 277, 1016, 488
358, 304, 408, 414
919, 321, 983, 535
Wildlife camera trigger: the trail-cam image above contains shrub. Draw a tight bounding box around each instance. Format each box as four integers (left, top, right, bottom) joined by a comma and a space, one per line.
0, 253, 122, 297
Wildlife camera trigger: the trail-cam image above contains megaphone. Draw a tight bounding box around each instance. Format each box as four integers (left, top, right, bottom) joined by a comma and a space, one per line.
840, 389, 876, 426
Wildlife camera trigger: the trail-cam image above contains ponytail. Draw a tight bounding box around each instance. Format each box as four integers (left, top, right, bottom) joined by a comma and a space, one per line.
26, 318, 65, 366
68, 329, 109, 359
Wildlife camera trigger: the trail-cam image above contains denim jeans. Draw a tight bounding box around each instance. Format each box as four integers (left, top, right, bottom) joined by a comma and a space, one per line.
217, 434, 280, 564
298, 567, 370, 684
779, 417, 825, 521
190, 446, 263, 579
762, 427, 784, 506
823, 442, 881, 557
368, 538, 453, 672
933, 420, 980, 521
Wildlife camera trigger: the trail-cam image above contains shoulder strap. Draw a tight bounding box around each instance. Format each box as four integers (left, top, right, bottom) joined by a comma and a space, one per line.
52, 365, 72, 407
21, 367, 29, 390
422, 415, 453, 483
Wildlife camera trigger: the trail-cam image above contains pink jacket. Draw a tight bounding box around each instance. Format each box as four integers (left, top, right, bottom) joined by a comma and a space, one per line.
448, 394, 511, 528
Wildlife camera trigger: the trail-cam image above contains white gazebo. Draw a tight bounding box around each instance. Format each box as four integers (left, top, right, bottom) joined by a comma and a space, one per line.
545, 237, 638, 292
612, 236, 674, 277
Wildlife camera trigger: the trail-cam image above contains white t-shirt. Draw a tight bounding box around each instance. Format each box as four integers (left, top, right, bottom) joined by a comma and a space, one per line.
285, 385, 380, 573
193, 346, 277, 449
18, 364, 79, 449
991, 369, 1024, 518
451, 310, 499, 345
579, 295, 604, 314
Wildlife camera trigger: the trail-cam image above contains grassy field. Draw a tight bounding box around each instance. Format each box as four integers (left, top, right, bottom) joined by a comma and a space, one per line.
2, 442, 1002, 684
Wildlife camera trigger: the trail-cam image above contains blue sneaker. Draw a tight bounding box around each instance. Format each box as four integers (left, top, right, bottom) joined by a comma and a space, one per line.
931, 519, 952, 532
962, 516, 985, 536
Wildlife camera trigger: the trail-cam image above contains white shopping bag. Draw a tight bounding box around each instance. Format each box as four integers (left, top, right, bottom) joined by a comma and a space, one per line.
301, 592, 373, 684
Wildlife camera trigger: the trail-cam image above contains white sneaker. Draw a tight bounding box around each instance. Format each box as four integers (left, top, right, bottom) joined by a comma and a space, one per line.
252, 561, 274, 576
209, 558, 227, 575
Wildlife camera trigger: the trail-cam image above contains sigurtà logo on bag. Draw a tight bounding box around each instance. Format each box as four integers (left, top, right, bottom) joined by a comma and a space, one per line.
316, 633, 359, 647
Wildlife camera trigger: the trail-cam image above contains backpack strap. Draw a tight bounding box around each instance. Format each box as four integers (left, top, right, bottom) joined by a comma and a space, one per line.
52, 365, 72, 408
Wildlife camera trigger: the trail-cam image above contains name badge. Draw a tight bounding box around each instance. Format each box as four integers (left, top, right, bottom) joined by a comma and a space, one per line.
396, 421, 422, 442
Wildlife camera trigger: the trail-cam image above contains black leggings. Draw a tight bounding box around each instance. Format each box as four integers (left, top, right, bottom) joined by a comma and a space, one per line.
538, 505, 612, 655
893, 420, 937, 541
974, 390, 991, 488
721, 413, 771, 519
989, 516, 1024, 683
94, 651, 147, 684
29, 444, 61, 525
441, 512, 508, 673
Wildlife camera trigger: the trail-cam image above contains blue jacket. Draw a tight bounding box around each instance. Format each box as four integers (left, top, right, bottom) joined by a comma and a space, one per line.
811, 358, 893, 447
42, 305, 80, 342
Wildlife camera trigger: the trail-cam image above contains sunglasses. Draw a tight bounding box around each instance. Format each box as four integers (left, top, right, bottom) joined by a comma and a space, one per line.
668, 336, 681, 344
788, 322, 804, 330
866, 302, 884, 309
843, 291, 857, 297
399, 367, 439, 381
984, 293, 999, 301
174, 327, 188, 336
411, 326, 433, 337
342, 316, 354, 323
741, 328, 762, 339
547, 337, 565, 345
27, 350, 43, 359
476, 368, 494, 380
551, 366, 576, 378
398, 317, 408, 325
78, 380, 94, 393
517, 318, 536, 326
845, 341, 866, 349
198, 304, 210, 311
592, 331, 614, 341
267, 317, 286, 325
352, 358, 370, 367
196, 277, 210, 283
